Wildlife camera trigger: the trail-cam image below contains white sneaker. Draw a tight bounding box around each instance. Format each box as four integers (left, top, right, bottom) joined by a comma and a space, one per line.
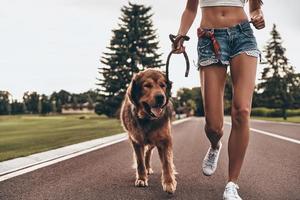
223, 181, 242, 200
202, 142, 222, 176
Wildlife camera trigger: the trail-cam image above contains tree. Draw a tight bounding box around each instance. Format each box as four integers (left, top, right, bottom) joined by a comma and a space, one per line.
191, 87, 204, 116
257, 24, 299, 119
22, 101, 28, 114
176, 87, 204, 116
23, 91, 40, 114
11, 100, 24, 115
82, 90, 98, 104
51, 100, 57, 113
50, 90, 72, 113
50, 90, 72, 105
96, 2, 163, 117
0, 91, 11, 115
289, 73, 300, 108
40, 94, 52, 114
56, 99, 62, 113
224, 73, 233, 114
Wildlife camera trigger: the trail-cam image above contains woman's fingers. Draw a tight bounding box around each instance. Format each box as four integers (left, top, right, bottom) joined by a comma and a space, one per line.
251, 14, 262, 23
256, 21, 265, 29
253, 23, 265, 30
172, 36, 185, 54
251, 14, 264, 29
172, 45, 185, 54
252, 18, 265, 29
250, 9, 265, 30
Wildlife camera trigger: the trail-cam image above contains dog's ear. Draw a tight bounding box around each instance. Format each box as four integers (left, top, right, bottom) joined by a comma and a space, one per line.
127, 74, 140, 106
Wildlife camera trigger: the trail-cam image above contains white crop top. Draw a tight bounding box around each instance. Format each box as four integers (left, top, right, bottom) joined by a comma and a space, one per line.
200, 0, 246, 8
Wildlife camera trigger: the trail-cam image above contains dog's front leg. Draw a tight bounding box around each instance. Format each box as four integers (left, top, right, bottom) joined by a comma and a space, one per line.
145, 145, 155, 175
131, 141, 148, 187
157, 138, 177, 194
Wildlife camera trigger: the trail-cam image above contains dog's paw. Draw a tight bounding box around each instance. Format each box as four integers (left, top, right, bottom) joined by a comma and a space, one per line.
147, 168, 154, 175
162, 180, 177, 194
135, 179, 148, 187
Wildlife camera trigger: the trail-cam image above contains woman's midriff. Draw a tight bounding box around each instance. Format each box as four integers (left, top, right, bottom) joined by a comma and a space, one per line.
200, 7, 248, 28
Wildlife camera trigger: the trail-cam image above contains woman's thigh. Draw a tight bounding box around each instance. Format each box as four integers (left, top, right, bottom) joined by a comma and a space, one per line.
200, 65, 227, 126
230, 53, 257, 112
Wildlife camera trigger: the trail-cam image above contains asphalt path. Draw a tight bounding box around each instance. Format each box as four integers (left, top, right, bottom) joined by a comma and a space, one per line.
0, 117, 299, 200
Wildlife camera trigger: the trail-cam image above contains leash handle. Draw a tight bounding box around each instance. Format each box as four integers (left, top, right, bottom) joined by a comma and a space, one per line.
166, 34, 190, 83
169, 34, 190, 44
169, 34, 190, 51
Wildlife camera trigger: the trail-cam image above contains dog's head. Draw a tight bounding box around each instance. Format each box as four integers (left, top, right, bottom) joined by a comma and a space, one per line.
127, 68, 172, 119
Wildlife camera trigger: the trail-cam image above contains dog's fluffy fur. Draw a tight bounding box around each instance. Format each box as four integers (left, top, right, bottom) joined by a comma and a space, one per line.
120, 69, 177, 194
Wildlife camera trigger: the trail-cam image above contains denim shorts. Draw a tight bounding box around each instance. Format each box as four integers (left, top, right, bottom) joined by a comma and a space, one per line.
197, 21, 260, 69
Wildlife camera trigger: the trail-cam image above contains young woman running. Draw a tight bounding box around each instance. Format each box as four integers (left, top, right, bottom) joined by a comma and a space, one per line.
173, 0, 265, 199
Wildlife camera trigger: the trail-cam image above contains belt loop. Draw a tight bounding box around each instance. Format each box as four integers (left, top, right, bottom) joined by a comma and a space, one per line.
238, 23, 243, 32
226, 28, 230, 35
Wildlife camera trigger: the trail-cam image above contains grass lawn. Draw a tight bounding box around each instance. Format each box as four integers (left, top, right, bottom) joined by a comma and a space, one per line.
0, 114, 124, 162
251, 116, 300, 123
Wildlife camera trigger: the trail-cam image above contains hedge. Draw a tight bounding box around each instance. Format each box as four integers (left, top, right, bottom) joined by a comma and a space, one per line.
251, 107, 300, 117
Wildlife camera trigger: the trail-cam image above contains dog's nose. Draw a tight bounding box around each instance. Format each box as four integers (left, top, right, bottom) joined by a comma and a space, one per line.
155, 94, 165, 105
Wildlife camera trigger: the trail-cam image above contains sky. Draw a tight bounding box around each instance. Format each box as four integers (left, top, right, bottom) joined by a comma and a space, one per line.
0, 0, 299, 100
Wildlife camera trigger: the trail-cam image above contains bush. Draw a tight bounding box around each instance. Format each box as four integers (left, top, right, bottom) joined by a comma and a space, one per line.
287, 109, 300, 117
251, 107, 270, 117
251, 107, 300, 117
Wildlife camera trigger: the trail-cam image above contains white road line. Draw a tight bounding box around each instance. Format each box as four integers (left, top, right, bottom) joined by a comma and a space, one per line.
224, 121, 300, 145
0, 117, 191, 182
250, 119, 300, 126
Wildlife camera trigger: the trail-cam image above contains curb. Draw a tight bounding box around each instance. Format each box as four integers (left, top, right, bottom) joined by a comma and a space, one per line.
0, 117, 191, 182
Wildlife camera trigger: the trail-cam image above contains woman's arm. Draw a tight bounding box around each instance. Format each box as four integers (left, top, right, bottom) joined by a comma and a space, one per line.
177, 0, 199, 35
173, 0, 199, 53
249, 0, 265, 29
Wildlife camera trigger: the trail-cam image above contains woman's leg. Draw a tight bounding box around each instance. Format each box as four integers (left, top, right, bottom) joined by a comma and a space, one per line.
200, 65, 227, 149
228, 54, 257, 182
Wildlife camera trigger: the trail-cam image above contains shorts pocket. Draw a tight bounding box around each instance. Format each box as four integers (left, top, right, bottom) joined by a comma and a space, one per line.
197, 37, 211, 49
241, 28, 254, 38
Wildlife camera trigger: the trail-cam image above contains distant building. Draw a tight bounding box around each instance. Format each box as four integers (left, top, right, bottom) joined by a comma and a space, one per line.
61, 102, 95, 114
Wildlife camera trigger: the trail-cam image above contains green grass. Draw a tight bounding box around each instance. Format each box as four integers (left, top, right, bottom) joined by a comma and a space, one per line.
251, 116, 300, 123
0, 114, 124, 162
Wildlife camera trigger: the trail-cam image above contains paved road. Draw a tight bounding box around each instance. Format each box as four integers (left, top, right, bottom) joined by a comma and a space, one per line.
0, 117, 299, 200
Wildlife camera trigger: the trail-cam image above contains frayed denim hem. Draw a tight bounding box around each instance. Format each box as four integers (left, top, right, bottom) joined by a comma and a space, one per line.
197, 58, 229, 70
230, 49, 261, 61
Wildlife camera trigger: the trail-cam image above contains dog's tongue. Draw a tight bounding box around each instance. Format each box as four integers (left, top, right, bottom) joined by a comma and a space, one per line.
150, 107, 162, 117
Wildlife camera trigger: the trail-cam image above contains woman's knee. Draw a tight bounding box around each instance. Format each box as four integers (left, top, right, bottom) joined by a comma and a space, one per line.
205, 122, 224, 137
231, 106, 251, 125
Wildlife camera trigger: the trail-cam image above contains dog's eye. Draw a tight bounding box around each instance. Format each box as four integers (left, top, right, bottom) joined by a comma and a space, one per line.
160, 83, 166, 88
144, 83, 152, 88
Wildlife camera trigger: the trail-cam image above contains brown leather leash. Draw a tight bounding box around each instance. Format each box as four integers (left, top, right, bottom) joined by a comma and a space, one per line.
166, 34, 190, 83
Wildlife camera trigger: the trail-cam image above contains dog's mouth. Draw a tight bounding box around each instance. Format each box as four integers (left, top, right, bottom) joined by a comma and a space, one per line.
142, 102, 164, 118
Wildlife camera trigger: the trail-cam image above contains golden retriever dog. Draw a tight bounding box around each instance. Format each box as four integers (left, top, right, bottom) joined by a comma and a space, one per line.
120, 68, 177, 194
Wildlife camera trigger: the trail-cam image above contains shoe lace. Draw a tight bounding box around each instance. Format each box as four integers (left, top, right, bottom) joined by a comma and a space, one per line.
206, 150, 217, 168
226, 184, 240, 197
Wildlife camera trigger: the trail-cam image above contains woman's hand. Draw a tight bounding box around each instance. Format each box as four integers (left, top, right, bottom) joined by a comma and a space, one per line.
172, 35, 186, 54
250, 9, 265, 30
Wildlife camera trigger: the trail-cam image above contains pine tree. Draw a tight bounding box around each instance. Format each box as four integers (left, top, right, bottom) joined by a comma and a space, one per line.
96, 2, 163, 117
258, 24, 299, 119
